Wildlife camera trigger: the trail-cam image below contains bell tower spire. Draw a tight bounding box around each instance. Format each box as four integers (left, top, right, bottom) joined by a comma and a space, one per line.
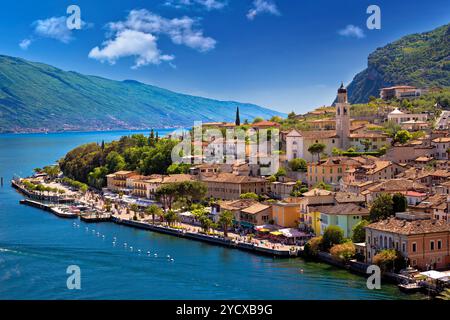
335, 83, 350, 149
337, 82, 348, 104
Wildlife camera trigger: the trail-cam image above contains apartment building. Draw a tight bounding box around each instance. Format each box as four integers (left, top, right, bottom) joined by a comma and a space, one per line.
199, 172, 267, 200
366, 212, 450, 270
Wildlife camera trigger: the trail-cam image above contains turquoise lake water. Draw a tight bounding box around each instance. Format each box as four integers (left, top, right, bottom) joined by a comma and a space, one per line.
0, 131, 424, 299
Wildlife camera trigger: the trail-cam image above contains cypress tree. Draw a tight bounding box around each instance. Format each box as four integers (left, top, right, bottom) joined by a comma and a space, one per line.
149, 129, 155, 146
235, 106, 241, 126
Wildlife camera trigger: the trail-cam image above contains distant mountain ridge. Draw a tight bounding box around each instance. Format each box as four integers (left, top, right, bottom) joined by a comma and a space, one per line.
346, 23, 450, 104
0, 55, 285, 133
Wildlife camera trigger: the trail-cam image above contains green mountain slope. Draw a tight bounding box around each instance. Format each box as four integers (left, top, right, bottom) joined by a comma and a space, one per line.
347, 23, 450, 104
0, 55, 284, 133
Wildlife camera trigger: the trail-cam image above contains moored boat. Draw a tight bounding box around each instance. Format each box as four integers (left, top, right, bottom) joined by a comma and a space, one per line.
51, 207, 78, 219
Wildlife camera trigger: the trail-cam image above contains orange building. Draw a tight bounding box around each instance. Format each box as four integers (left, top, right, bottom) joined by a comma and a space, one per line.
271, 198, 302, 228
106, 171, 138, 192
366, 213, 450, 270
307, 157, 362, 190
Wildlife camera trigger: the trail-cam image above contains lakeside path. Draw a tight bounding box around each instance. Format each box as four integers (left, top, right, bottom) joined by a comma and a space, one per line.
19, 187, 300, 257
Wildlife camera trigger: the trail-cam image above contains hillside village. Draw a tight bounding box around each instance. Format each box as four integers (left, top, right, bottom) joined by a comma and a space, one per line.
17, 84, 450, 294
103, 85, 450, 268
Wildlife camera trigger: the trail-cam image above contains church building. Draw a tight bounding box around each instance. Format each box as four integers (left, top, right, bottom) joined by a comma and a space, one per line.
286, 84, 351, 162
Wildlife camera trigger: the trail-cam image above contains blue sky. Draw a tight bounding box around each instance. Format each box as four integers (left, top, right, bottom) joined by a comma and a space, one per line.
0, 0, 449, 114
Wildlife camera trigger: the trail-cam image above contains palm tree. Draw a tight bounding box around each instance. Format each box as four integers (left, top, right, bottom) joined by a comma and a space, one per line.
200, 216, 214, 234
130, 204, 139, 220
192, 208, 213, 233
145, 204, 163, 225
164, 210, 179, 227
308, 143, 326, 163
218, 210, 234, 238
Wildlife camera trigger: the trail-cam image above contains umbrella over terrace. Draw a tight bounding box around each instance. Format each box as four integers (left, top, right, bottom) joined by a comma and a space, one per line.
279, 228, 308, 238
269, 231, 283, 236
255, 224, 279, 231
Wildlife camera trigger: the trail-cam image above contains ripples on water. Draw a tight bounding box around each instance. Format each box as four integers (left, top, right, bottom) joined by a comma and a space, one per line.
0, 131, 423, 300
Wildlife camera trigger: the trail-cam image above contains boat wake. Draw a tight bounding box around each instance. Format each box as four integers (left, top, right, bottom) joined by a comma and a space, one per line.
0, 247, 21, 255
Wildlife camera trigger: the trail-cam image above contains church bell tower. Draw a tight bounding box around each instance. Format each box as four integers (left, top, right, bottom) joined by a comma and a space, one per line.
335, 83, 350, 149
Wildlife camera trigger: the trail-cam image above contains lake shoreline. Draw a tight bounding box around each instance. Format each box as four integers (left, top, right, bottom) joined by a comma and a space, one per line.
0, 127, 181, 136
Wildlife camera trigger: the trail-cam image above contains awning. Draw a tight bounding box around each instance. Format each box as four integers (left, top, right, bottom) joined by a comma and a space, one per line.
239, 221, 255, 228
420, 270, 449, 281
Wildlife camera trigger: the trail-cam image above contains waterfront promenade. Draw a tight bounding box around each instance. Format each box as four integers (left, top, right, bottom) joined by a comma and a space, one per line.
15, 180, 300, 257
112, 216, 300, 257
79, 189, 302, 256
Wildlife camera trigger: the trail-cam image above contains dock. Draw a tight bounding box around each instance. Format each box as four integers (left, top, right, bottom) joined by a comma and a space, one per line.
20, 199, 78, 219
80, 213, 112, 222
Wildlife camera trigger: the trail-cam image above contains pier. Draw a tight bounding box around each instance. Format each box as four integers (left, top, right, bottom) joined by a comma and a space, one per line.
80, 213, 112, 223
20, 199, 77, 219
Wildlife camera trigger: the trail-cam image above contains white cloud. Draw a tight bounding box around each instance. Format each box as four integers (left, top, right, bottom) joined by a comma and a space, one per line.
21, 15, 90, 49
90, 9, 216, 68
109, 9, 216, 52
33, 16, 74, 43
89, 29, 174, 69
338, 24, 366, 39
247, 0, 280, 20
19, 39, 32, 50
165, 0, 227, 10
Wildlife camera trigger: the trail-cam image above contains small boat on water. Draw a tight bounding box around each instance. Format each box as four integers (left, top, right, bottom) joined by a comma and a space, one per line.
51, 207, 78, 219
398, 282, 422, 293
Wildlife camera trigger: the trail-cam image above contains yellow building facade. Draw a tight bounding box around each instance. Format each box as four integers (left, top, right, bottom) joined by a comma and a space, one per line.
304, 210, 321, 235
271, 200, 302, 228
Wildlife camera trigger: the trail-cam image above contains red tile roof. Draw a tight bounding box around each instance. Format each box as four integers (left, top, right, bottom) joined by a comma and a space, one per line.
252, 121, 281, 128
314, 203, 369, 216
367, 217, 450, 235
